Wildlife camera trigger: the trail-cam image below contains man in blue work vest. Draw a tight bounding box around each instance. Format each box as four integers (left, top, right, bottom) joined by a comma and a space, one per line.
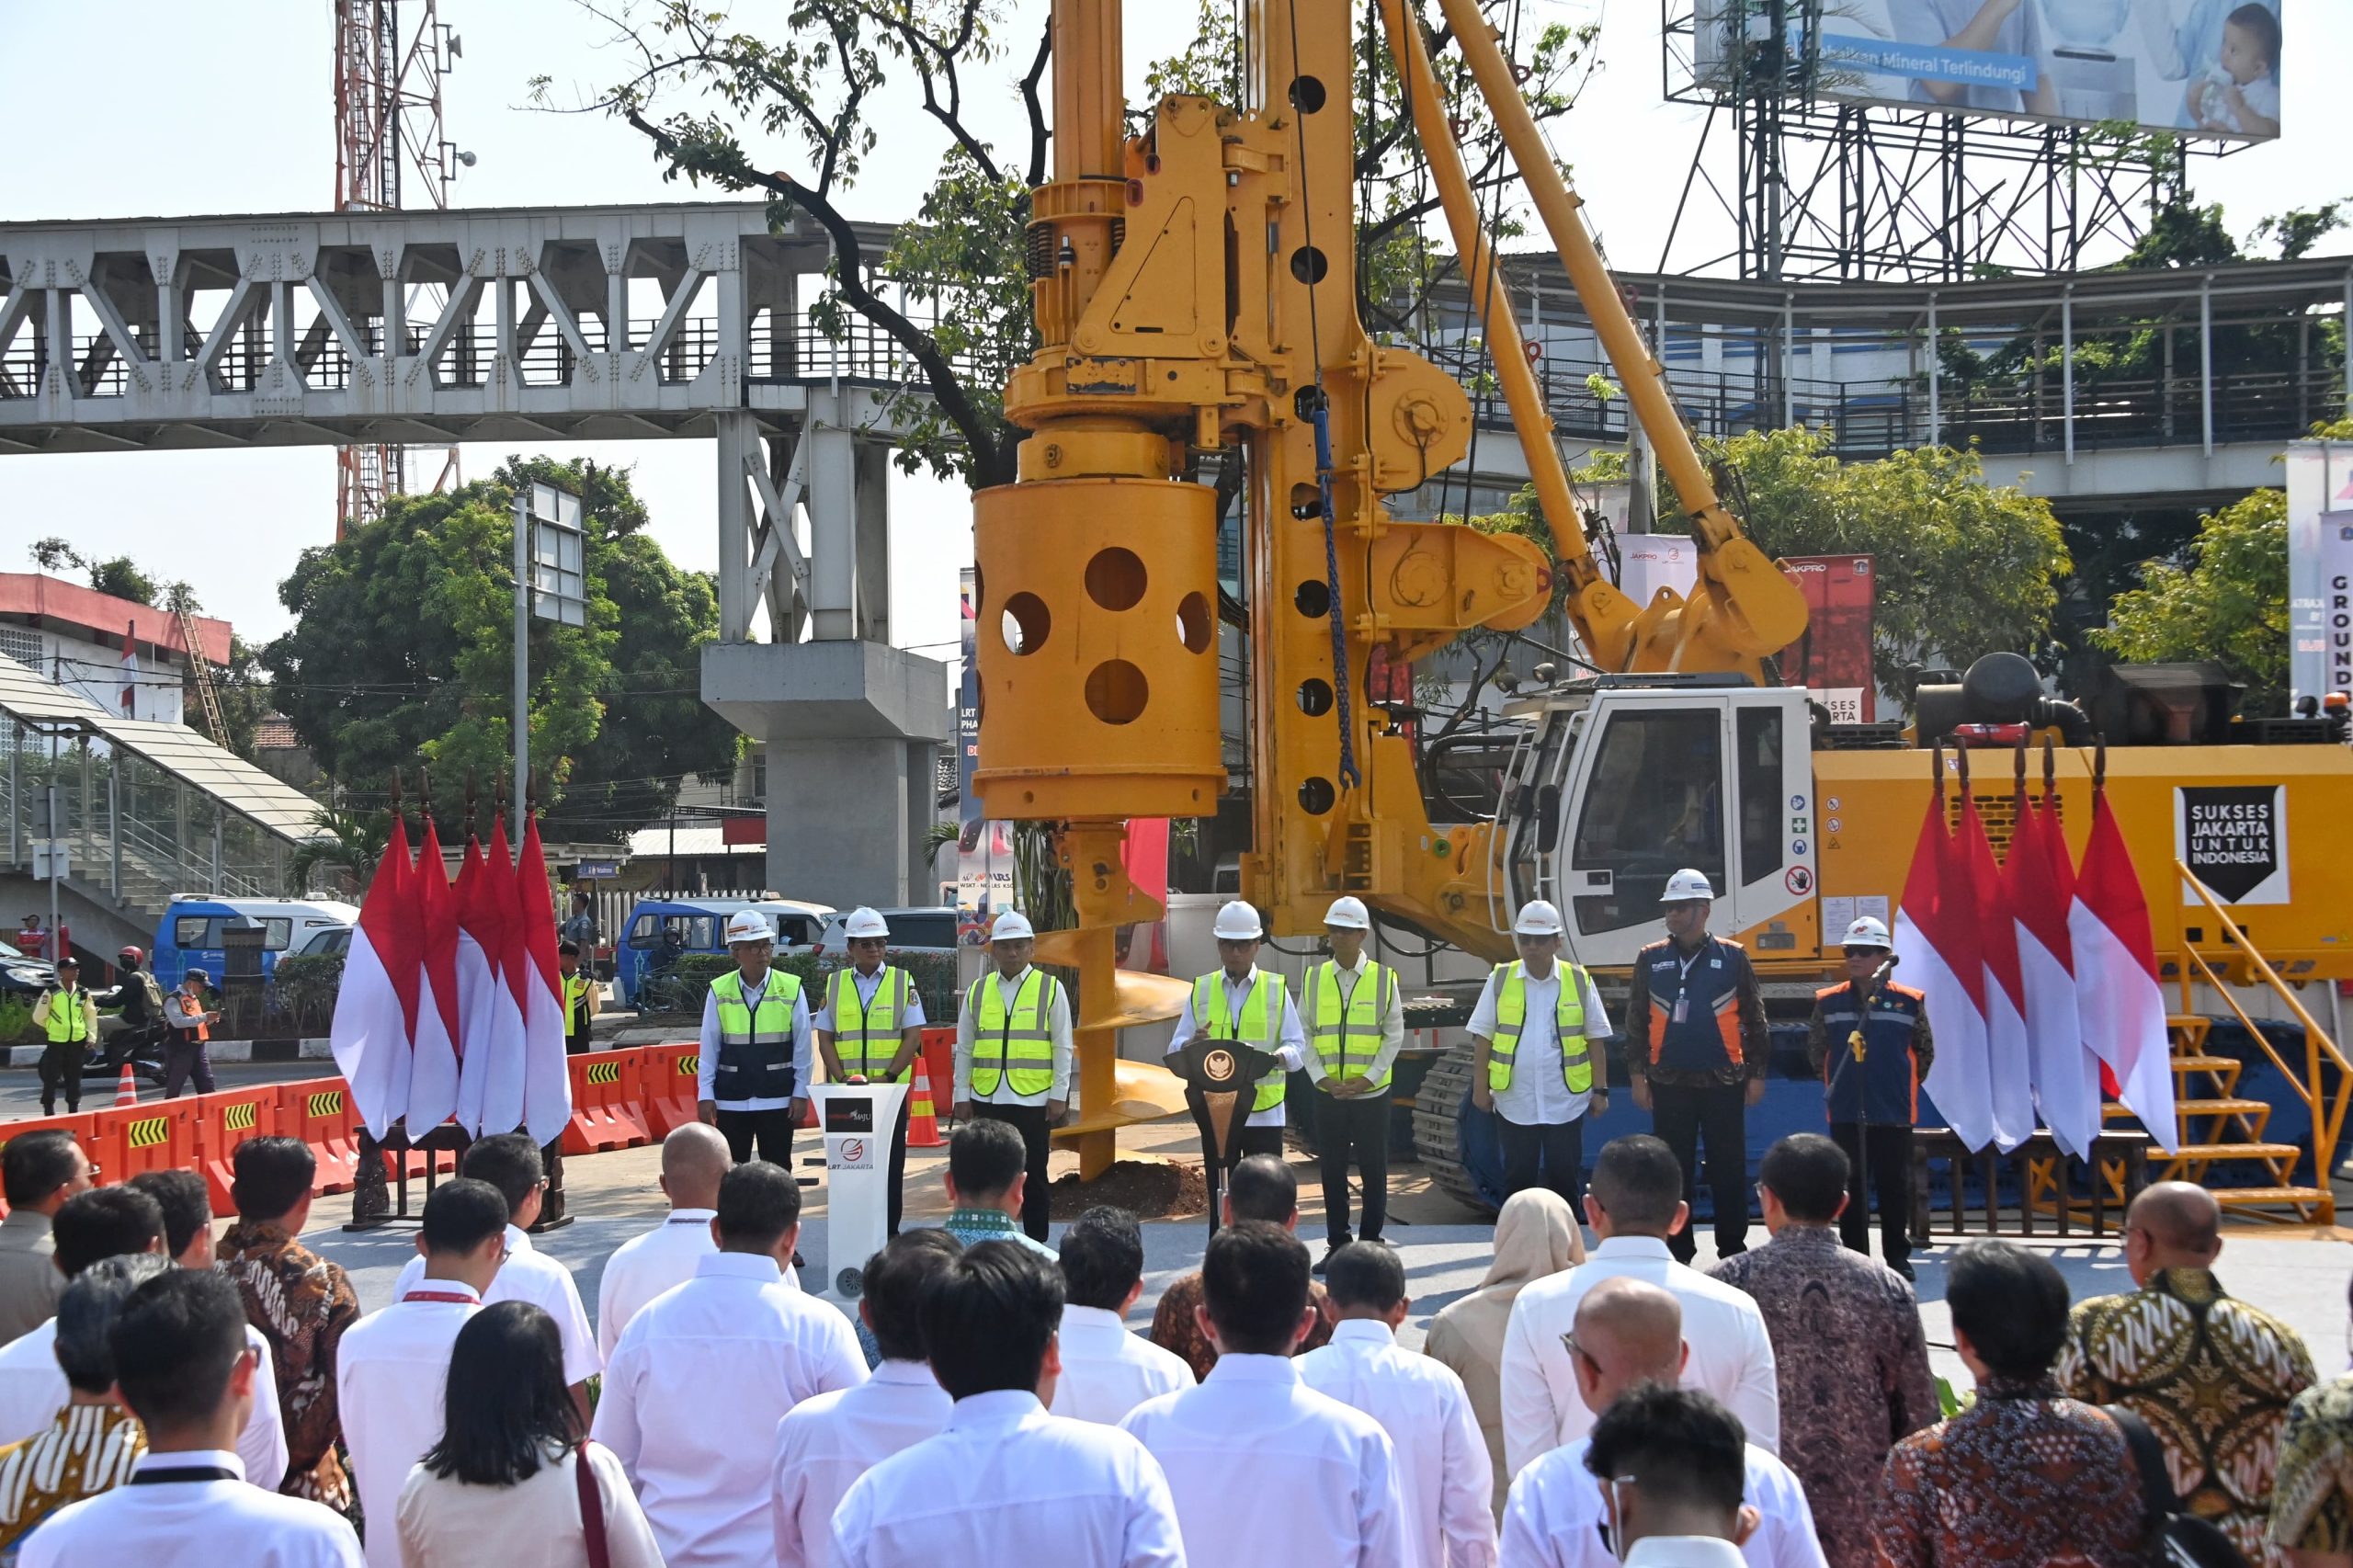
1628, 869, 1771, 1264
1469, 899, 1613, 1212
1805, 915, 1934, 1280
1302, 895, 1404, 1273
694, 907, 813, 1167
1165, 901, 1306, 1166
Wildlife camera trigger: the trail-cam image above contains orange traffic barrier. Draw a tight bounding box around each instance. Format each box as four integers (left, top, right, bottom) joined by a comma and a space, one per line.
192, 1087, 282, 1215
563, 1047, 652, 1155
282, 1081, 361, 1195
907, 1027, 955, 1148
97, 1099, 199, 1189
0, 1112, 96, 1218
641, 1043, 702, 1137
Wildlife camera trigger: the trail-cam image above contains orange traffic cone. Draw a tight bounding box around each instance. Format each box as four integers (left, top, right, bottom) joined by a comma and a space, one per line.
905, 1054, 942, 1149
113, 1062, 139, 1108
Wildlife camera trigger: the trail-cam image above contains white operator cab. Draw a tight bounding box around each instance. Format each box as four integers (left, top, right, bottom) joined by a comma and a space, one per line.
1493, 675, 1819, 969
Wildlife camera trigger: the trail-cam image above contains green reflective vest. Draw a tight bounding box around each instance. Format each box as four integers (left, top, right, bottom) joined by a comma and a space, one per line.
1191, 970, 1290, 1113
711, 969, 804, 1099
968, 970, 1058, 1099
829, 964, 913, 1082
1307, 960, 1396, 1094
1488, 960, 1592, 1094
41, 989, 93, 1046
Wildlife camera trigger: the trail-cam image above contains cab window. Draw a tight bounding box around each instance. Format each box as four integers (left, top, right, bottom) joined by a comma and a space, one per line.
1734, 706, 1785, 885
1570, 708, 1724, 935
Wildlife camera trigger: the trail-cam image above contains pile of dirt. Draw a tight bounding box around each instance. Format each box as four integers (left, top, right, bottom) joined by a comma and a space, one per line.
1046, 1156, 1208, 1220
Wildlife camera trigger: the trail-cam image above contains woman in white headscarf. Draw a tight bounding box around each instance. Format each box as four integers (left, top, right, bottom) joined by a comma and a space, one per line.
1422, 1187, 1586, 1518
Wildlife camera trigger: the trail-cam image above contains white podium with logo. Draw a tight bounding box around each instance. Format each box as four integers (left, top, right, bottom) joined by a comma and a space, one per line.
807, 1080, 910, 1305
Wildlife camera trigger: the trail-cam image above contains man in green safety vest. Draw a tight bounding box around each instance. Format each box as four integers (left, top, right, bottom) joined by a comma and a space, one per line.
816, 906, 929, 1237
695, 908, 813, 1168
1301, 896, 1404, 1276
32, 956, 96, 1117
558, 941, 598, 1054
1469, 900, 1613, 1213
1165, 901, 1307, 1172
952, 911, 1072, 1242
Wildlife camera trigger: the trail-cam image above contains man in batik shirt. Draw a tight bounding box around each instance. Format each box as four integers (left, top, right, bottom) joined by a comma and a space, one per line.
213, 1136, 362, 1514
2061, 1182, 2316, 1566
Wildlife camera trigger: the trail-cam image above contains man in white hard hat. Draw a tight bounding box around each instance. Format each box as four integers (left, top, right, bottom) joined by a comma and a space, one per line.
1165, 901, 1307, 1168
817, 906, 928, 1236
696, 909, 814, 1168
1803, 916, 1933, 1279
952, 911, 1073, 1242
1629, 869, 1771, 1264
1468, 901, 1613, 1210
1301, 897, 1405, 1274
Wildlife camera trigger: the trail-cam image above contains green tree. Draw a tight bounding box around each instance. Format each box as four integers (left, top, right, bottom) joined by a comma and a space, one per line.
2092, 487, 2286, 714
264, 458, 739, 842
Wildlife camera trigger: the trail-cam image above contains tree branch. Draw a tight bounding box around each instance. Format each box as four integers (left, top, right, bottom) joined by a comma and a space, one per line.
1021, 19, 1052, 189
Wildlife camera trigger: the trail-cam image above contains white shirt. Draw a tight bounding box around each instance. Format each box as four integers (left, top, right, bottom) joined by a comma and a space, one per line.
592, 1251, 867, 1568
772, 1359, 954, 1568
21, 1449, 363, 1568
1120, 1351, 1410, 1568
1165, 967, 1310, 1128
1499, 1238, 1779, 1477
392, 1225, 599, 1384
1302, 956, 1408, 1089
597, 1209, 716, 1361
1623, 1541, 1753, 1568
1298, 1319, 1496, 1568
1467, 963, 1613, 1128
812, 966, 930, 1036
1050, 1305, 1197, 1426
396, 1439, 666, 1568
832, 1388, 1186, 1568
1498, 1437, 1824, 1568
953, 965, 1076, 1106
697, 972, 816, 1110
0, 1314, 289, 1489
336, 1279, 482, 1568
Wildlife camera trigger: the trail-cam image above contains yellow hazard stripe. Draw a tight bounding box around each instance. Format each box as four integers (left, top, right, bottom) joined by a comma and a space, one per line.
223, 1102, 257, 1131
128, 1117, 169, 1150
586, 1061, 620, 1085
678, 1055, 699, 1075
307, 1090, 344, 1119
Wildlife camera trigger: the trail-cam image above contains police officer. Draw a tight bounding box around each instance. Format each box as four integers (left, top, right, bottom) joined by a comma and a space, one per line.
1629, 869, 1771, 1263
558, 940, 597, 1053
694, 908, 813, 1166
817, 906, 928, 1236
953, 911, 1071, 1242
1806, 916, 1933, 1280
1469, 900, 1612, 1211
33, 956, 95, 1116
1302, 896, 1404, 1272
1165, 901, 1306, 1166
162, 968, 223, 1098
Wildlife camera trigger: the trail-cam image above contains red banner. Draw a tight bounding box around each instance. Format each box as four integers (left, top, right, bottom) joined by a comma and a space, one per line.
1779, 555, 1877, 722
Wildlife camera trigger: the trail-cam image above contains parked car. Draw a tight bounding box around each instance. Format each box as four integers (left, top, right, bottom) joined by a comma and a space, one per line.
151, 898, 361, 989
614, 897, 834, 1006
812, 905, 959, 958
290, 925, 353, 960
0, 937, 54, 998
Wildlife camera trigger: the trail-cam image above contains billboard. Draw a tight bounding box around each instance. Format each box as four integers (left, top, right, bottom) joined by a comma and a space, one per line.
2285, 440, 2353, 706
1778, 554, 1878, 722
1690, 0, 2282, 142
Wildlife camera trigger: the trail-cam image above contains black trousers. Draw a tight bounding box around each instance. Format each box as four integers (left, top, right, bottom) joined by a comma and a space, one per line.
162, 1037, 215, 1099
1831, 1121, 1915, 1272
883, 1096, 912, 1237
716, 1107, 797, 1168
1497, 1116, 1586, 1215
38, 1042, 83, 1114
1652, 1081, 1751, 1262
1316, 1091, 1391, 1245
975, 1101, 1052, 1240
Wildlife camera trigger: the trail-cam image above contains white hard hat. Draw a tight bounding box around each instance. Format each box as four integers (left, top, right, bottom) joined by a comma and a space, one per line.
1324, 896, 1370, 931
1840, 915, 1893, 949
843, 906, 891, 940
990, 910, 1035, 941
1512, 900, 1565, 937
723, 909, 774, 945
1212, 901, 1265, 940
1661, 869, 1715, 903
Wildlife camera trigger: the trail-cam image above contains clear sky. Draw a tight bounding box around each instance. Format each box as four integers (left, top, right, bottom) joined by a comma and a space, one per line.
3, 0, 2344, 659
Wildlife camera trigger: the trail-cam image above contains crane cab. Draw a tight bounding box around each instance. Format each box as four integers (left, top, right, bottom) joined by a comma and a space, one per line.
1496, 676, 1820, 970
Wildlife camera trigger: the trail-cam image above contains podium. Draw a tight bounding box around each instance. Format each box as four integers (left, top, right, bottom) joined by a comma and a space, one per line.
808, 1080, 911, 1303
1170, 1036, 1279, 1237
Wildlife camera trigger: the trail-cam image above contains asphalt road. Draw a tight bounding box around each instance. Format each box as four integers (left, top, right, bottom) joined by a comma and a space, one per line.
0, 1056, 341, 1121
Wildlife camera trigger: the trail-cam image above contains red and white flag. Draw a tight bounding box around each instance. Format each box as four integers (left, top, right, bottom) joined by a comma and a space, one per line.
119, 621, 138, 718
406, 820, 464, 1134
2071, 785, 2178, 1143
329, 815, 419, 1139
1958, 787, 2036, 1152
512, 812, 574, 1147
453, 830, 526, 1136
2006, 790, 2099, 1158
1893, 778, 1996, 1151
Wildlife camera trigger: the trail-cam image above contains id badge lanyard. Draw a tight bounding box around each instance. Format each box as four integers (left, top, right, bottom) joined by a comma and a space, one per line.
1671, 944, 1707, 1025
